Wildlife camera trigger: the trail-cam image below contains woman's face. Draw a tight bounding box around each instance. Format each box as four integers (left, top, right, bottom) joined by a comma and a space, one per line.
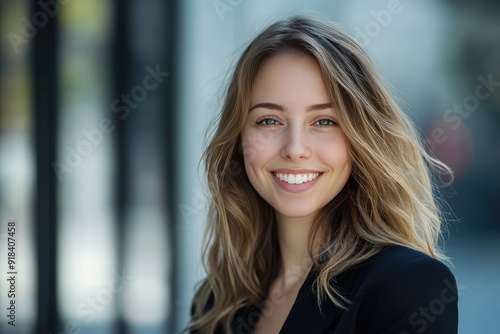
241, 53, 352, 220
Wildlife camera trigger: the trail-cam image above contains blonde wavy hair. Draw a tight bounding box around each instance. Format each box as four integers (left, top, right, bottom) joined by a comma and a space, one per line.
186, 15, 452, 334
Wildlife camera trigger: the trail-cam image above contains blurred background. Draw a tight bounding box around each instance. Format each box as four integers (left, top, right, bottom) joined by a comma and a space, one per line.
0, 0, 498, 333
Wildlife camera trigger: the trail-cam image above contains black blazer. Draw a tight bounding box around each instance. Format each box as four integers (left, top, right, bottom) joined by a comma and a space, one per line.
191, 246, 458, 333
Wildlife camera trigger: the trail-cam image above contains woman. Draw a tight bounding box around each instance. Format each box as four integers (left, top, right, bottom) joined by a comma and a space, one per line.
186, 15, 458, 334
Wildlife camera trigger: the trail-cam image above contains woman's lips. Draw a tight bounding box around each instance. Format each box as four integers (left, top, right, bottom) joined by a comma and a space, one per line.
273, 172, 320, 184
271, 171, 323, 193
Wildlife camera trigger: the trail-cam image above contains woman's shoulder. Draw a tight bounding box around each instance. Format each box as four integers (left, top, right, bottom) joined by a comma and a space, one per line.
346, 245, 458, 333
357, 245, 455, 281
351, 245, 456, 295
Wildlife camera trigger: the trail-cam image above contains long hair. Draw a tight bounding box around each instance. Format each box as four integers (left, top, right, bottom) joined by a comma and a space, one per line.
186, 15, 452, 333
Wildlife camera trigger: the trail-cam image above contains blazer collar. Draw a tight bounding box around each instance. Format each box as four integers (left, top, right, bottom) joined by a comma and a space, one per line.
231, 266, 360, 334
279, 267, 359, 333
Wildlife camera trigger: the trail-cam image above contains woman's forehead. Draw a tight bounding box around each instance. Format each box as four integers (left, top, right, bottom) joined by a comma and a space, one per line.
250, 54, 331, 106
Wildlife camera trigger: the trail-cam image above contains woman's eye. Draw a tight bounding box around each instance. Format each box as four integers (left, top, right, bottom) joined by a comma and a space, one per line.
257, 118, 281, 126
315, 118, 337, 126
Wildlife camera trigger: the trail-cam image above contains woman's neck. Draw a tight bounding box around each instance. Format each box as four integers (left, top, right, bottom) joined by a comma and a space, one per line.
274, 212, 317, 287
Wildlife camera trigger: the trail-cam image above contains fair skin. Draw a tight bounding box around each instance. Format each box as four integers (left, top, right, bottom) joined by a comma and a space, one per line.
241, 53, 352, 333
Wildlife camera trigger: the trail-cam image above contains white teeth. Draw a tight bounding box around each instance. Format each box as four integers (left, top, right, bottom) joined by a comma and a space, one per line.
274, 172, 320, 185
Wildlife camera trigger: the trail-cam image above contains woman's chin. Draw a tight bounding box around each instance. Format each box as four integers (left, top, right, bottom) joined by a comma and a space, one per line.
273, 206, 320, 221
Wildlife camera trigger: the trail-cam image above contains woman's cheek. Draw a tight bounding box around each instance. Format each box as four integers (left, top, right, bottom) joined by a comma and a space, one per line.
242, 130, 278, 165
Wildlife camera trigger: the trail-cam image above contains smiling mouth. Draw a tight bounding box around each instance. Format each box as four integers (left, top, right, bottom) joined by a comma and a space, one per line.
272, 172, 321, 185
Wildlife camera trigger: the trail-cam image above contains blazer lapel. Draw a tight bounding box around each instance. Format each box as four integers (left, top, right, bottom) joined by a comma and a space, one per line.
279, 266, 359, 334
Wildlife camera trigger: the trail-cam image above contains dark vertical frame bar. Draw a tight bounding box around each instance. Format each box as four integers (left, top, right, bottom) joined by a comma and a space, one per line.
111, 0, 179, 331
112, 0, 129, 333
164, 0, 180, 332
33, 0, 59, 333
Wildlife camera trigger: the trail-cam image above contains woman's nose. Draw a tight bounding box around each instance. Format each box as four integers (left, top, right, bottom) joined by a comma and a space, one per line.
280, 125, 311, 161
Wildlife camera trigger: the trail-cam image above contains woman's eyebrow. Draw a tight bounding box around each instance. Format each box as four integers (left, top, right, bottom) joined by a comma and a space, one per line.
306, 103, 333, 112
249, 102, 287, 112
249, 102, 333, 112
